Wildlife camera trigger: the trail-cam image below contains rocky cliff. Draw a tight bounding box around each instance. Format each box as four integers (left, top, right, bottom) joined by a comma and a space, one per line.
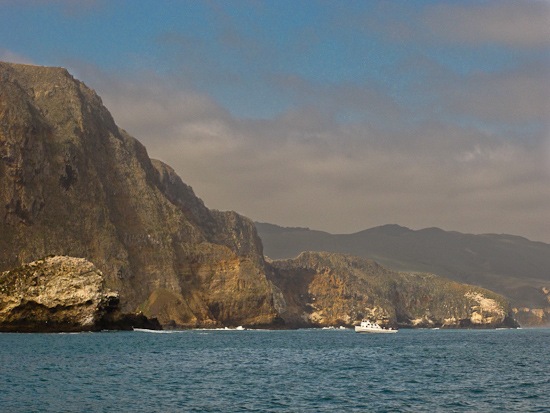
256, 222, 550, 326
513, 287, 550, 326
269, 252, 518, 329
0, 62, 519, 330
0, 255, 160, 332
0, 61, 278, 328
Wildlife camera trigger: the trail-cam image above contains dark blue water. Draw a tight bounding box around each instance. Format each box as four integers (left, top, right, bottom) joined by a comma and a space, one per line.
1, 328, 548, 412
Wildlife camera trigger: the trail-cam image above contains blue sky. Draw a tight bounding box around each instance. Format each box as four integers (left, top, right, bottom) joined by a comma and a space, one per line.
1, 0, 549, 241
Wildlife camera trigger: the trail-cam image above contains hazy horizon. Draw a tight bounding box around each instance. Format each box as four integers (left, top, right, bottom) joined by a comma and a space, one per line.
1, 1, 548, 242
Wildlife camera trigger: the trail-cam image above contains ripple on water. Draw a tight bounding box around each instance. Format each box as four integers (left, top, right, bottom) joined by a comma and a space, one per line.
0, 329, 549, 412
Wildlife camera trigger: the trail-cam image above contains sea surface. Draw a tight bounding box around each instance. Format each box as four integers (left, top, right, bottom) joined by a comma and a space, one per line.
1, 328, 548, 412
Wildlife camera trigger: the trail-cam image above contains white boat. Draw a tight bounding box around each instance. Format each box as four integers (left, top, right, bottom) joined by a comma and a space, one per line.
354, 319, 397, 334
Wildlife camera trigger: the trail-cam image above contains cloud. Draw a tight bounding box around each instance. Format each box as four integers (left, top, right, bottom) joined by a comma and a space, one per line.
72, 65, 550, 243
57, 0, 550, 243
424, 1, 550, 48
444, 64, 550, 124
387, 52, 550, 147
270, 74, 403, 123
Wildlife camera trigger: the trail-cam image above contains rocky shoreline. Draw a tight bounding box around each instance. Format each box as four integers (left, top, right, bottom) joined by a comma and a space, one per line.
0, 254, 519, 332
0, 62, 522, 332
0, 256, 160, 332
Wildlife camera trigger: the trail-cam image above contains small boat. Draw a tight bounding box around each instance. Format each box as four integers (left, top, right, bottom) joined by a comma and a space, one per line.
355, 319, 397, 334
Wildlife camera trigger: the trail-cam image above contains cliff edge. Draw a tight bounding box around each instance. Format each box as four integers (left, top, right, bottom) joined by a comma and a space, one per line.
0, 61, 278, 328
0, 62, 519, 330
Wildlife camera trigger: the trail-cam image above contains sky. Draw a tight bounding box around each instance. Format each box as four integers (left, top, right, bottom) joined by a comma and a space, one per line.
1, 0, 549, 242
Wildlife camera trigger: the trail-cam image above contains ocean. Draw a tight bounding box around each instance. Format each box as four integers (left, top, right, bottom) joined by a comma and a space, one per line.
1, 328, 548, 412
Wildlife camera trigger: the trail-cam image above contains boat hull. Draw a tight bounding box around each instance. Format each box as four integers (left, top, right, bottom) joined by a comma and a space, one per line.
355, 326, 397, 333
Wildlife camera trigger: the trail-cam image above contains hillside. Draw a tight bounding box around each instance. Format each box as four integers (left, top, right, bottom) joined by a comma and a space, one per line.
268, 251, 518, 329
0, 62, 522, 329
0, 61, 279, 328
257, 223, 550, 325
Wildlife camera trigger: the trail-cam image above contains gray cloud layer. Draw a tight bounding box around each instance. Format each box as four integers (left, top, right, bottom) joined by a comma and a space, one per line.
74, 65, 549, 243
424, 1, 550, 47
16, 0, 549, 242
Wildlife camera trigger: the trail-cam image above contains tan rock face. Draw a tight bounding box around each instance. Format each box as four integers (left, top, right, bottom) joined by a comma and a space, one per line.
512, 288, 550, 326
513, 307, 550, 326
0, 62, 520, 330
0, 256, 119, 331
0, 62, 279, 328
270, 252, 518, 328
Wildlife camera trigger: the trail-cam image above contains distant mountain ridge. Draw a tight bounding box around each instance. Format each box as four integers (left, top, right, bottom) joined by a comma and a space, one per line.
0, 62, 528, 330
256, 222, 550, 325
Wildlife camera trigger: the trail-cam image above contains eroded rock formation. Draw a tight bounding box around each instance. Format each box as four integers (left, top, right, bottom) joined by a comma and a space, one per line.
0, 62, 278, 328
513, 287, 550, 326
0, 62, 519, 330
269, 252, 518, 329
256, 222, 550, 328
0, 256, 160, 332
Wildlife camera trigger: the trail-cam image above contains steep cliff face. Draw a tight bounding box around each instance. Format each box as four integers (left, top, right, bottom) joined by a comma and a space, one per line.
269, 252, 518, 328
0, 256, 160, 332
0, 62, 520, 330
0, 62, 278, 328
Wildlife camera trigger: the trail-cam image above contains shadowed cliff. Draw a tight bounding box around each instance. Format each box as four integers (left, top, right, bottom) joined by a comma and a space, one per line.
0, 61, 278, 328
0, 62, 521, 330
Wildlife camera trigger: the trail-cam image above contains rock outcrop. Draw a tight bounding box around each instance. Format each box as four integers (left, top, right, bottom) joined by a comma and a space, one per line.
513, 287, 550, 326
0, 62, 279, 328
269, 252, 518, 329
0, 256, 160, 332
0, 62, 519, 330
256, 222, 550, 327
